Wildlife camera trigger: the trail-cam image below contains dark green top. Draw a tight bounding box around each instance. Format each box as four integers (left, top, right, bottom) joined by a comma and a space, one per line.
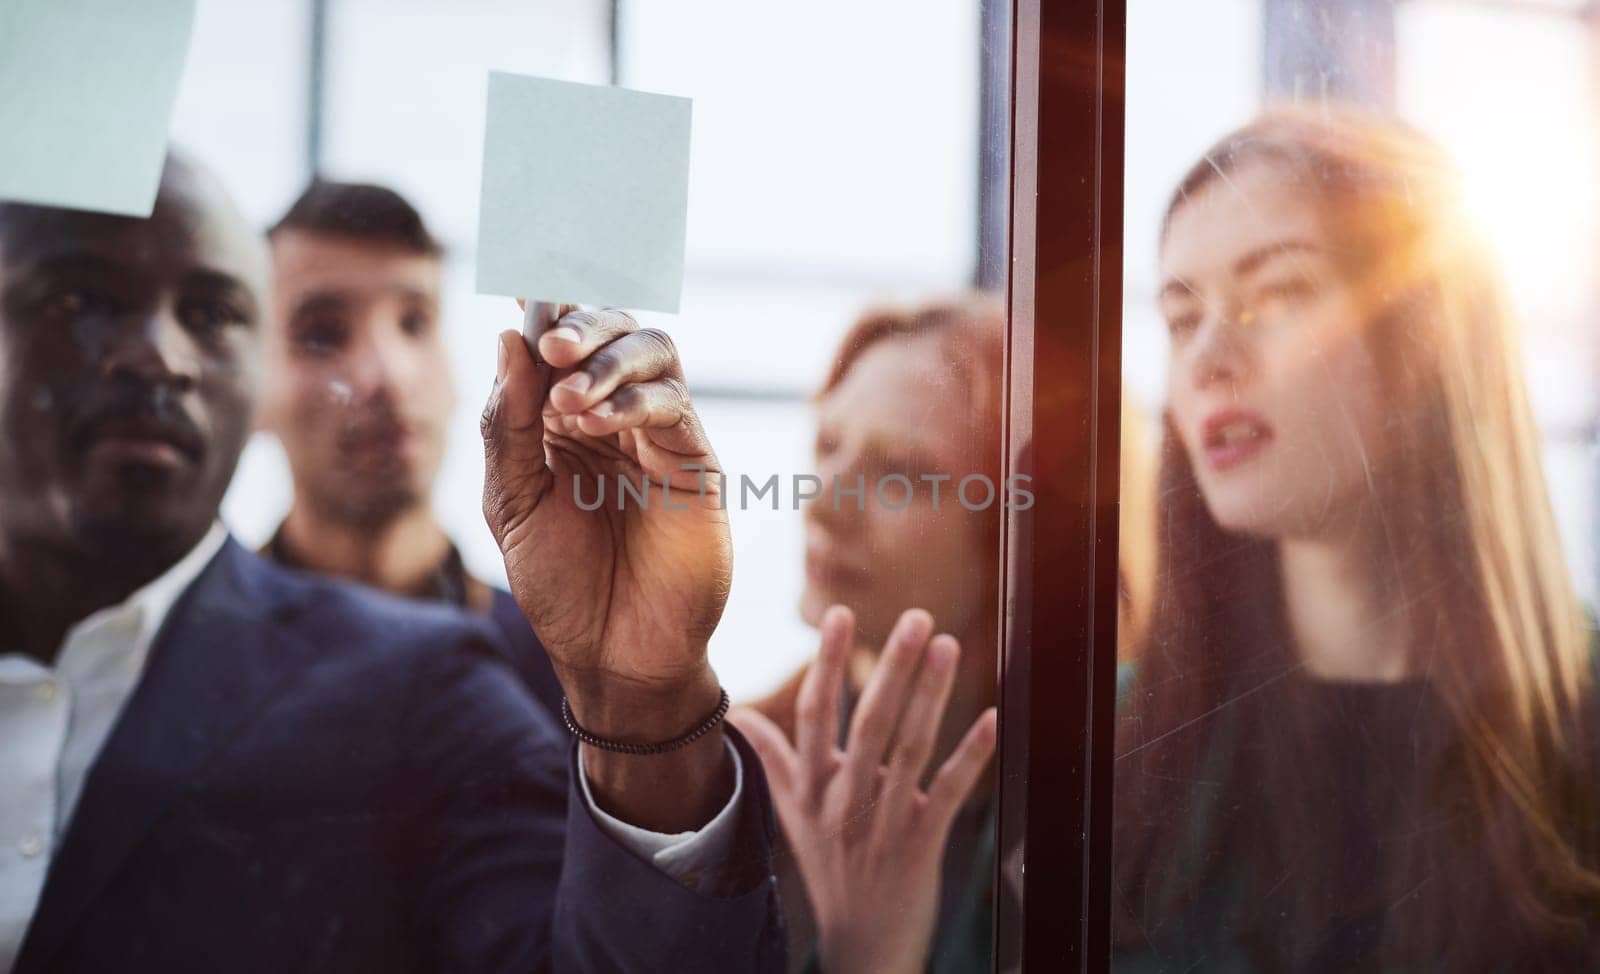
940, 658, 1599, 972
804, 651, 1600, 971
1108, 651, 1600, 973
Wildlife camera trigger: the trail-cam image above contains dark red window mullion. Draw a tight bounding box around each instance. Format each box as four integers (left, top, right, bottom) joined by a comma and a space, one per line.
994, 0, 1126, 968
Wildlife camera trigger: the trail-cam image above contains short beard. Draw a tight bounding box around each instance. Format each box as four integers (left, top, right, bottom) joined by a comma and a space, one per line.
311, 479, 424, 531
68, 502, 213, 589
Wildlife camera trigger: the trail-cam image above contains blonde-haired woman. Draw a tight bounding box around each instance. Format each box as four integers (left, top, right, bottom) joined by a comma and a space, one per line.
1113, 107, 1600, 971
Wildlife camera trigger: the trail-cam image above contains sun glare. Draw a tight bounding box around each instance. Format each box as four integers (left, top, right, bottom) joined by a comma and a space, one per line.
1399, 3, 1599, 324
1452, 114, 1597, 317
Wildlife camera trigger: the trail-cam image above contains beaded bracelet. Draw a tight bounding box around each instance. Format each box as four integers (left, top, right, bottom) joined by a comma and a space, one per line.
561, 687, 731, 755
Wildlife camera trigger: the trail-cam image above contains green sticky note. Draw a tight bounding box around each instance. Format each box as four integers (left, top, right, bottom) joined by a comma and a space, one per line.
475, 72, 692, 314
0, 0, 197, 217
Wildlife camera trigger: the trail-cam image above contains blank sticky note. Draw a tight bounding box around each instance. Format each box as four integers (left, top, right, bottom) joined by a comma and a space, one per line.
0, 0, 197, 217
475, 72, 692, 314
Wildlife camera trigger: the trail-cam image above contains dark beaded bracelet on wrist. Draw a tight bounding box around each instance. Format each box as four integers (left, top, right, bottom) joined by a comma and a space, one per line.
560, 687, 731, 755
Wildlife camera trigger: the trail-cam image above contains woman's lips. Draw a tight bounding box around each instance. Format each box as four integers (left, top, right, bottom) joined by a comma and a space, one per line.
1200, 408, 1274, 472
805, 547, 870, 588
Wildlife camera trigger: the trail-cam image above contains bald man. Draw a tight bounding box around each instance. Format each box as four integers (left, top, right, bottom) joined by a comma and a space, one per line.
0, 157, 781, 972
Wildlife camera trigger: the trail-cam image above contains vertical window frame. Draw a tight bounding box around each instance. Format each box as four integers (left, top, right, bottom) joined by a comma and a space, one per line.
995, 0, 1126, 968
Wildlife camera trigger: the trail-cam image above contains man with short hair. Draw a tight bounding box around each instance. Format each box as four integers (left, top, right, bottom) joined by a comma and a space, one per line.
260, 179, 559, 712
0, 156, 780, 972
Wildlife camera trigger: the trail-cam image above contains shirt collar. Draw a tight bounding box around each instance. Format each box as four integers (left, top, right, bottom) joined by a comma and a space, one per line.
264, 522, 474, 608
62, 521, 229, 655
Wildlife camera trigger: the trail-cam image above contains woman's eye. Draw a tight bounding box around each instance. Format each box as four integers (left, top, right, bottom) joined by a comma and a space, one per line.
1165, 312, 1201, 340
859, 450, 908, 479
1254, 278, 1314, 310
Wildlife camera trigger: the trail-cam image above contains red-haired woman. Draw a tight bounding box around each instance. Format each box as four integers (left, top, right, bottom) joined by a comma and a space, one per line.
733, 295, 1007, 974
733, 294, 1157, 973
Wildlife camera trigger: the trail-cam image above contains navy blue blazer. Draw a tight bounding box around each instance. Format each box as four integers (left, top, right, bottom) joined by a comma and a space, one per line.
487, 586, 565, 719
14, 539, 784, 973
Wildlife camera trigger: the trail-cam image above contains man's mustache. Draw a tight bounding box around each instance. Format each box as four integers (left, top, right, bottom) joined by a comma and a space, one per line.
68, 384, 206, 461
334, 403, 418, 449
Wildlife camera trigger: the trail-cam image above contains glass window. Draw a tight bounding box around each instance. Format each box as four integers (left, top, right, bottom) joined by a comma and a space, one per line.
168, 0, 308, 227
617, 0, 989, 695
1113, 2, 1600, 969
203, 0, 1008, 969
2, 1, 1019, 968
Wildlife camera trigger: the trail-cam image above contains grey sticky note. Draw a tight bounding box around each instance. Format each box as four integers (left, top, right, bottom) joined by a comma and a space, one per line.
0, 0, 197, 217
475, 72, 692, 314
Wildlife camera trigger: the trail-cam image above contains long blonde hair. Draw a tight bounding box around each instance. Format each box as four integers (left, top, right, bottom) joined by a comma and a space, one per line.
1117, 393, 1157, 657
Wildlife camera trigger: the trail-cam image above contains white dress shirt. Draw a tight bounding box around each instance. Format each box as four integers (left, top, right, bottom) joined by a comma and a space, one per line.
0, 524, 739, 971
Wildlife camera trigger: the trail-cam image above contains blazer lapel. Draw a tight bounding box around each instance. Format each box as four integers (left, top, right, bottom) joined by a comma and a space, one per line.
15, 539, 312, 972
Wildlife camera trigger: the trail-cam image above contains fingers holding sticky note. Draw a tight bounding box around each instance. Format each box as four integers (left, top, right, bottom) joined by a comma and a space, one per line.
476, 73, 692, 315
519, 300, 581, 364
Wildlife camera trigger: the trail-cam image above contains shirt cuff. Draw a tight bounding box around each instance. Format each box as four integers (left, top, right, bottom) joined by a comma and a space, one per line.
575, 737, 743, 889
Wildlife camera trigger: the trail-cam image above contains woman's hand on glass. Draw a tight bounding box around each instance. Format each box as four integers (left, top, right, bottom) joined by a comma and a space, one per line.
731, 606, 998, 974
